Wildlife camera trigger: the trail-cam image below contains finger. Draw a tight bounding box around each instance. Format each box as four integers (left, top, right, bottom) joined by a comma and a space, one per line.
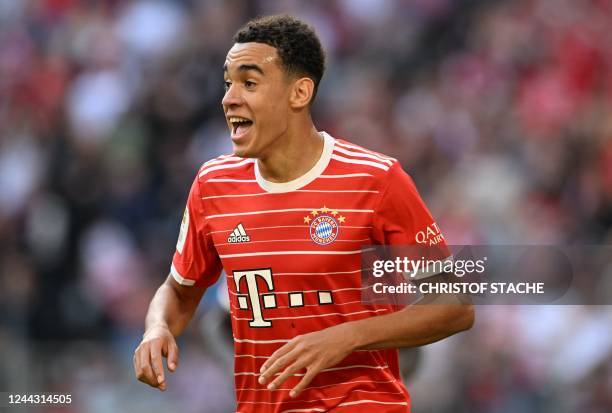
261, 338, 300, 373
133, 352, 140, 377
290, 366, 319, 398
167, 341, 179, 372
137, 346, 158, 387
267, 361, 306, 391
149, 342, 166, 389
133, 350, 147, 381
259, 350, 298, 385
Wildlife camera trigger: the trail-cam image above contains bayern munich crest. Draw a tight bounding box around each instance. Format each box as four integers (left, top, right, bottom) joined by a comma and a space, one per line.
304, 206, 346, 245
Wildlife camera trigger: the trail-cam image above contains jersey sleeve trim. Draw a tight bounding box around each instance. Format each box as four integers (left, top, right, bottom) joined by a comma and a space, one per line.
171, 263, 196, 286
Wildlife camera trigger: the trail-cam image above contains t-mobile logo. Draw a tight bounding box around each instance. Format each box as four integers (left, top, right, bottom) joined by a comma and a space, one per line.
233, 268, 275, 328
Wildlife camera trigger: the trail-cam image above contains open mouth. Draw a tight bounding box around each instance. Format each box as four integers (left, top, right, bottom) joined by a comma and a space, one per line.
229, 116, 253, 136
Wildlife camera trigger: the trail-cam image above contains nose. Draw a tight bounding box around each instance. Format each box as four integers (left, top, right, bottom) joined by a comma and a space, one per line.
222, 84, 243, 109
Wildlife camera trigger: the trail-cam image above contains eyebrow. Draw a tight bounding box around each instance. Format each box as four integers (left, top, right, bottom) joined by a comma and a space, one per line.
223, 63, 265, 76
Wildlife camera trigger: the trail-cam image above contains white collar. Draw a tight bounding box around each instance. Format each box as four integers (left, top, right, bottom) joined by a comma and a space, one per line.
254, 131, 334, 193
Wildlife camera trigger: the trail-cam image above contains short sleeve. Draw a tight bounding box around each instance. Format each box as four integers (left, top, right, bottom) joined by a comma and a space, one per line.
372, 163, 447, 247
170, 176, 222, 287
371, 163, 452, 281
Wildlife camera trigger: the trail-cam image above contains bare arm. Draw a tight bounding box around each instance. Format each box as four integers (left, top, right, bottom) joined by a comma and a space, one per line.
352, 274, 474, 350
134, 275, 207, 391
259, 273, 474, 398
145, 274, 207, 337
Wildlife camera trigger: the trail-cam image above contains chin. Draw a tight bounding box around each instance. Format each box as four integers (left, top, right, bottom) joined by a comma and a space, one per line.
232, 144, 256, 159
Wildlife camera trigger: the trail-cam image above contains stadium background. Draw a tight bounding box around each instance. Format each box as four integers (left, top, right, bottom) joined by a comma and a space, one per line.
1, 0, 611, 412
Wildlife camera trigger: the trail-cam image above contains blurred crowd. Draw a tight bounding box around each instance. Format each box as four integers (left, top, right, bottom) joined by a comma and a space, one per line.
0, 0, 611, 412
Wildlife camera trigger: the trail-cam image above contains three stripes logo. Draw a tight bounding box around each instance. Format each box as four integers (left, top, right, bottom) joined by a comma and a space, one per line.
227, 223, 250, 243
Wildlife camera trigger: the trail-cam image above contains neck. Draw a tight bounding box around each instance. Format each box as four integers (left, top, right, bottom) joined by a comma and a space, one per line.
257, 122, 323, 183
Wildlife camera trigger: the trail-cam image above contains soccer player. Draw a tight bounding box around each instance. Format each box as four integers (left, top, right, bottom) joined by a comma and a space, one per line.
133, 15, 474, 413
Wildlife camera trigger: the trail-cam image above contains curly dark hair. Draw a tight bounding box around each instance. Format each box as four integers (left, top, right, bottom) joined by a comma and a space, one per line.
233, 15, 326, 102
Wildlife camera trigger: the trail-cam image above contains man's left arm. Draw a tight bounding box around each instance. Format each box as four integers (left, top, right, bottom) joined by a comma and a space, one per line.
258, 273, 474, 397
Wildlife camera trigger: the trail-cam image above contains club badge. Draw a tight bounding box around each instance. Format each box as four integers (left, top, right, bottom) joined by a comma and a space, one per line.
304, 206, 346, 245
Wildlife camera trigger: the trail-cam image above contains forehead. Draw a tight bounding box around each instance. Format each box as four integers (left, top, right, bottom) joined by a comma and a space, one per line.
224, 42, 280, 72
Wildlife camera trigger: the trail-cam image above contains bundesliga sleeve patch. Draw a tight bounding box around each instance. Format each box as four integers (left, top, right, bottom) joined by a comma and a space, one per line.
176, 207, 189, 254
304, 206, 346, 245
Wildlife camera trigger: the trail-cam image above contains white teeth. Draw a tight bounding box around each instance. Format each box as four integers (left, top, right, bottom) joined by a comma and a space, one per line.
229, 117, 251, 123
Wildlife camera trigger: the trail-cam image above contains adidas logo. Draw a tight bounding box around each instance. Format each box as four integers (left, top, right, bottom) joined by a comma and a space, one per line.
227, 223, 251, 243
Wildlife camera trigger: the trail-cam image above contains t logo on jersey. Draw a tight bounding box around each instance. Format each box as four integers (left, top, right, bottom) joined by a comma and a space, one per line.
233, 268, 276, 327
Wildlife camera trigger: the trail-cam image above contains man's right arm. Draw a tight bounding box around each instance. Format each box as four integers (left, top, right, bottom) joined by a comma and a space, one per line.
133, 274, 207, 391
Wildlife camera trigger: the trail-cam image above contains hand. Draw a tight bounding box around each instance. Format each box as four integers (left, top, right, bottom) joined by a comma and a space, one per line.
133, 325, 179, 391
258, 324, 358, 398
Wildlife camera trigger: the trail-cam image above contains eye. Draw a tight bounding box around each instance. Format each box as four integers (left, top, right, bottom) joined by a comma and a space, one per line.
223, 80, 231, 91
245, 80, 256, 89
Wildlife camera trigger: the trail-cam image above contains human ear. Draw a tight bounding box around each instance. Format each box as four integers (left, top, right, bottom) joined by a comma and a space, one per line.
289, 77, 315, 109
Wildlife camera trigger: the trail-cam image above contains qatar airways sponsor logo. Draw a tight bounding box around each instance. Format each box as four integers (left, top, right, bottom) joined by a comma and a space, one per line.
415, 222, 444, 245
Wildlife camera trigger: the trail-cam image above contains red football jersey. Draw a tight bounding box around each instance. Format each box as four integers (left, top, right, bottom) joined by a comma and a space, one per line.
171, 132, 447, 413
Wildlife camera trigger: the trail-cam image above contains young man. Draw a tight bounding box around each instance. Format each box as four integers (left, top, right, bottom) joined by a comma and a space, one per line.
134, 15, 474, 413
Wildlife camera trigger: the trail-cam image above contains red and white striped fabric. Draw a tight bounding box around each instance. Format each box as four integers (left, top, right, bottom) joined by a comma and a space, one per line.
170, 132, 447, 412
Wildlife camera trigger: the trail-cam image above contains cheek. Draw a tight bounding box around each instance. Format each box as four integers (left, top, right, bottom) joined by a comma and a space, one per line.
250, 85, 290, 133
256, 98, 288, 127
